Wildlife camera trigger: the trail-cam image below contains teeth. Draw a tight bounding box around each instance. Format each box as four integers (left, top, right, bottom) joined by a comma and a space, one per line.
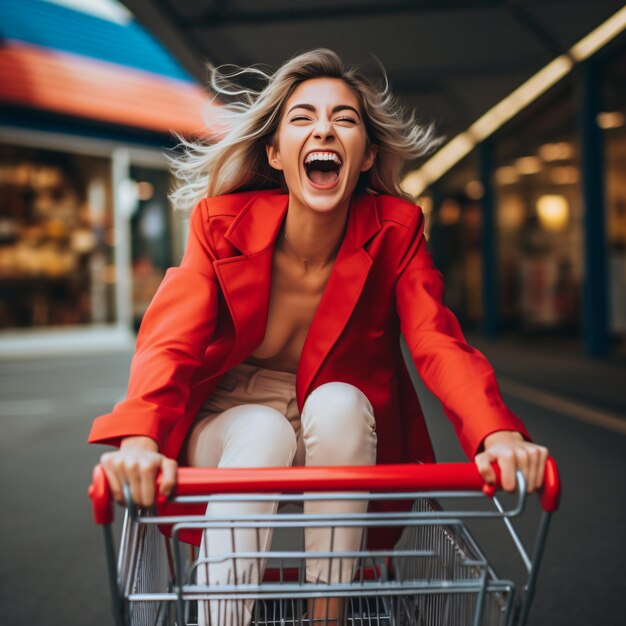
304, 152, 342, 166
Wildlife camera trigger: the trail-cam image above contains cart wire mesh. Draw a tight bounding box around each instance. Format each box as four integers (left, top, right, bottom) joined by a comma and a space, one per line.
90, 462, 559, 626
118, 495, 524, 626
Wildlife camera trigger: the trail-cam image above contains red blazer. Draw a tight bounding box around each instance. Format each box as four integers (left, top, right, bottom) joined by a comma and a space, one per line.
88, 188, 531, 465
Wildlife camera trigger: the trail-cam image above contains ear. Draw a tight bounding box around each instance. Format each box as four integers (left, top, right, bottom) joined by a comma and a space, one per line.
266, 143, 283, 171
361, 144, 378, 173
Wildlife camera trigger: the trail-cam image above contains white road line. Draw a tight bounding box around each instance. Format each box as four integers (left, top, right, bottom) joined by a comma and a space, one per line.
499, 378, 626, 435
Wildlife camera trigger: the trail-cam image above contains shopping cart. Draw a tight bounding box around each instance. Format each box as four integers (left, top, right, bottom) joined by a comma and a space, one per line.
89, 459, 560, 626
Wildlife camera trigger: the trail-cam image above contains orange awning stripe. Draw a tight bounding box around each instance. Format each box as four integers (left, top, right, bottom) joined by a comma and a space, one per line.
0, 41, 220, 137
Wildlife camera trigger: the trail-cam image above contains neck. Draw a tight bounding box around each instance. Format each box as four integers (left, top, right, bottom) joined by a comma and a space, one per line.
280, 195, 350, 271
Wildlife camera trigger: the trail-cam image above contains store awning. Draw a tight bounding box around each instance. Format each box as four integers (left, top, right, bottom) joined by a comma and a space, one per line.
0, 0, 218, 136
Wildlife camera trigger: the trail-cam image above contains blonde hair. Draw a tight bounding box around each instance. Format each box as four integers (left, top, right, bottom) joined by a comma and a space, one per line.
169, 48, 444, 209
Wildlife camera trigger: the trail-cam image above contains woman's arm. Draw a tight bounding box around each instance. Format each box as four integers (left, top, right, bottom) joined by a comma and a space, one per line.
91, 199, 220, 505
395, 208, 548, 492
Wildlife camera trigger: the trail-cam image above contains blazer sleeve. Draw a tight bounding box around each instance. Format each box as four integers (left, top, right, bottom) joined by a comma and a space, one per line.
395, 208, 532, 460
88, 199, 220, 450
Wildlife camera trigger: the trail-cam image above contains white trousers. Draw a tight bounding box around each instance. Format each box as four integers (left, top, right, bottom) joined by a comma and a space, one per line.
182, 362, 378, 626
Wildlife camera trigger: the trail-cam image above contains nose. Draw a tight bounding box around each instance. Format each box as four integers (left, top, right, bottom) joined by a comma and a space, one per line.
312, 118, 335, 140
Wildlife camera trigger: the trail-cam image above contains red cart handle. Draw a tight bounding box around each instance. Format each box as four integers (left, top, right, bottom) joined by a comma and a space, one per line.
89, 457, 560, 525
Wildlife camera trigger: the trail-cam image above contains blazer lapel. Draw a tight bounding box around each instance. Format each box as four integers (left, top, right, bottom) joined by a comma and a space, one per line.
296, 192, 381, 409
210, 188, 381, 404
212, 190, 288, 360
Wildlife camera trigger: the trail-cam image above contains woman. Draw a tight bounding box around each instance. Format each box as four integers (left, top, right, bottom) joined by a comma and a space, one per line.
89, 49, 549, 624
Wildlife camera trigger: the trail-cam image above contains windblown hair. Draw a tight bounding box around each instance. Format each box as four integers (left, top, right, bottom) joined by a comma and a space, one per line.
169, 48, 444, 209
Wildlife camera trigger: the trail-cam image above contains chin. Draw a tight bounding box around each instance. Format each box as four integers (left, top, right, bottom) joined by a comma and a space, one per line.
304, 191, 342, 210
298, 179, 357, 213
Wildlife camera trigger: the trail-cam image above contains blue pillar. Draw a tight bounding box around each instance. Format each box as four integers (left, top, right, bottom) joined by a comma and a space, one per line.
479, 138, 498, 340
577, 60, 610, 358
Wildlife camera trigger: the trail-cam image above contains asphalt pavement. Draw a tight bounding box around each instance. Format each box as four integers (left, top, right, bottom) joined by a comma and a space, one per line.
1, 334, 625, 625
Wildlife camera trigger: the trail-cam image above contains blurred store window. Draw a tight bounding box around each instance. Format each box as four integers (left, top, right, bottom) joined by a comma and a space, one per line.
0, 0, 212, 340
494, 78, 581, 336
127, 165, 175, 330
603, 45, 626, 349
0, 143, 115, 329
430, 153, 483, 328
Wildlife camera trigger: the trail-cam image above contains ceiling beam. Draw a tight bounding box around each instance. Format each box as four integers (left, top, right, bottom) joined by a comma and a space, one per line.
506, 0, 570, 58
182, 0, 504, 27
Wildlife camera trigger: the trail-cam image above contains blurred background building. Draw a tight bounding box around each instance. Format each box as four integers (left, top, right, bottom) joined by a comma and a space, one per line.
0, 0, 217, 350
1, 0, 625, 361
409, 31, 626, 359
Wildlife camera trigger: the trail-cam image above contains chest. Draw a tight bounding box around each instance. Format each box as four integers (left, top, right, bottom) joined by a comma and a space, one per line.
250, 254, 333, 363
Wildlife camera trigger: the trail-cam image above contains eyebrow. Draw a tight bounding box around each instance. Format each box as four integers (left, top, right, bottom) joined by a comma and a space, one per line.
286, 103, 361, 118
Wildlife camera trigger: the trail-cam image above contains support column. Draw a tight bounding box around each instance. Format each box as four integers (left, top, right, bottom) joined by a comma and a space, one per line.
479, 138, 498, 340
577, 60, 610, 358
112, 148, 134, 332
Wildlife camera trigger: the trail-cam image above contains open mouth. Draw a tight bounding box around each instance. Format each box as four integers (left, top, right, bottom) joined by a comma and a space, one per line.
303, 152, 343, 188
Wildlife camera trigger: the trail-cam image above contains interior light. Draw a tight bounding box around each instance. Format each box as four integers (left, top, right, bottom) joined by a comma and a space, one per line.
469, 55, 574, 142
399, 5, 626, 196
597, 111, 626, 129
400, 170, 429, 198
465, 180, 484, 200
495, 166, 519, 185
536, 195, 569, 231
499, 194, 526, 230
516, 156, 543, 175
550, 166, 579, 185
539, 142, 575, 161
438, 199, 461, 226
401, 133, 475, 197
570, 6, 626, 60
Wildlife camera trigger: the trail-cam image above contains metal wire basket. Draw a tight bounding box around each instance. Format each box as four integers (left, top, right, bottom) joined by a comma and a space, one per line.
89, 461, 560, 626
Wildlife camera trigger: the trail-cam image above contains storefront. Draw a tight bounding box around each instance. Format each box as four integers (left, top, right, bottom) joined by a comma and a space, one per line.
427, 33, 626, 354
493, 78, 581, 336
0, 135, 182, 334
0, 0, 214, 351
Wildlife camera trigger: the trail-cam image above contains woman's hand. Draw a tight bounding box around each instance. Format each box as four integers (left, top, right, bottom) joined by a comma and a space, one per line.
474, 430, 549, 493
100, 436, 178, 507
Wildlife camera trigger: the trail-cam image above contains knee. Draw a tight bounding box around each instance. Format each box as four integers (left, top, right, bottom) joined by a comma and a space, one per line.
303, 383, 374, 429
302, 383, 376, 461
224, 405, 297, 466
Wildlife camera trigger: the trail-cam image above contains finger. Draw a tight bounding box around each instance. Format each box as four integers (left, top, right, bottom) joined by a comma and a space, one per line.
100, 454, 124, 504
526, 447, 540, 492
517, 448, 531, 493
125, 459, 143, 507
515, 448, 532, 493
536, 446, 549, 489
139, 460, 159, 507
474, 452, 496, 484
159, 458, 178, 498
498, 450, 516, 492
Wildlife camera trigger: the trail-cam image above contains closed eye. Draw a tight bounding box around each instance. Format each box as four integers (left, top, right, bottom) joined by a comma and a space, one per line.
289, 116, 358, 124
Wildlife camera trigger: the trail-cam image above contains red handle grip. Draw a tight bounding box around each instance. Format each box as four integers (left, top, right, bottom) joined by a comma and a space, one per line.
88, 464, 114, 525
89, 457, 561, 524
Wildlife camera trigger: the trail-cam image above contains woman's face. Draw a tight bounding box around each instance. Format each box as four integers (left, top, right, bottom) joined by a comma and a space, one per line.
266, 77, 377, 214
